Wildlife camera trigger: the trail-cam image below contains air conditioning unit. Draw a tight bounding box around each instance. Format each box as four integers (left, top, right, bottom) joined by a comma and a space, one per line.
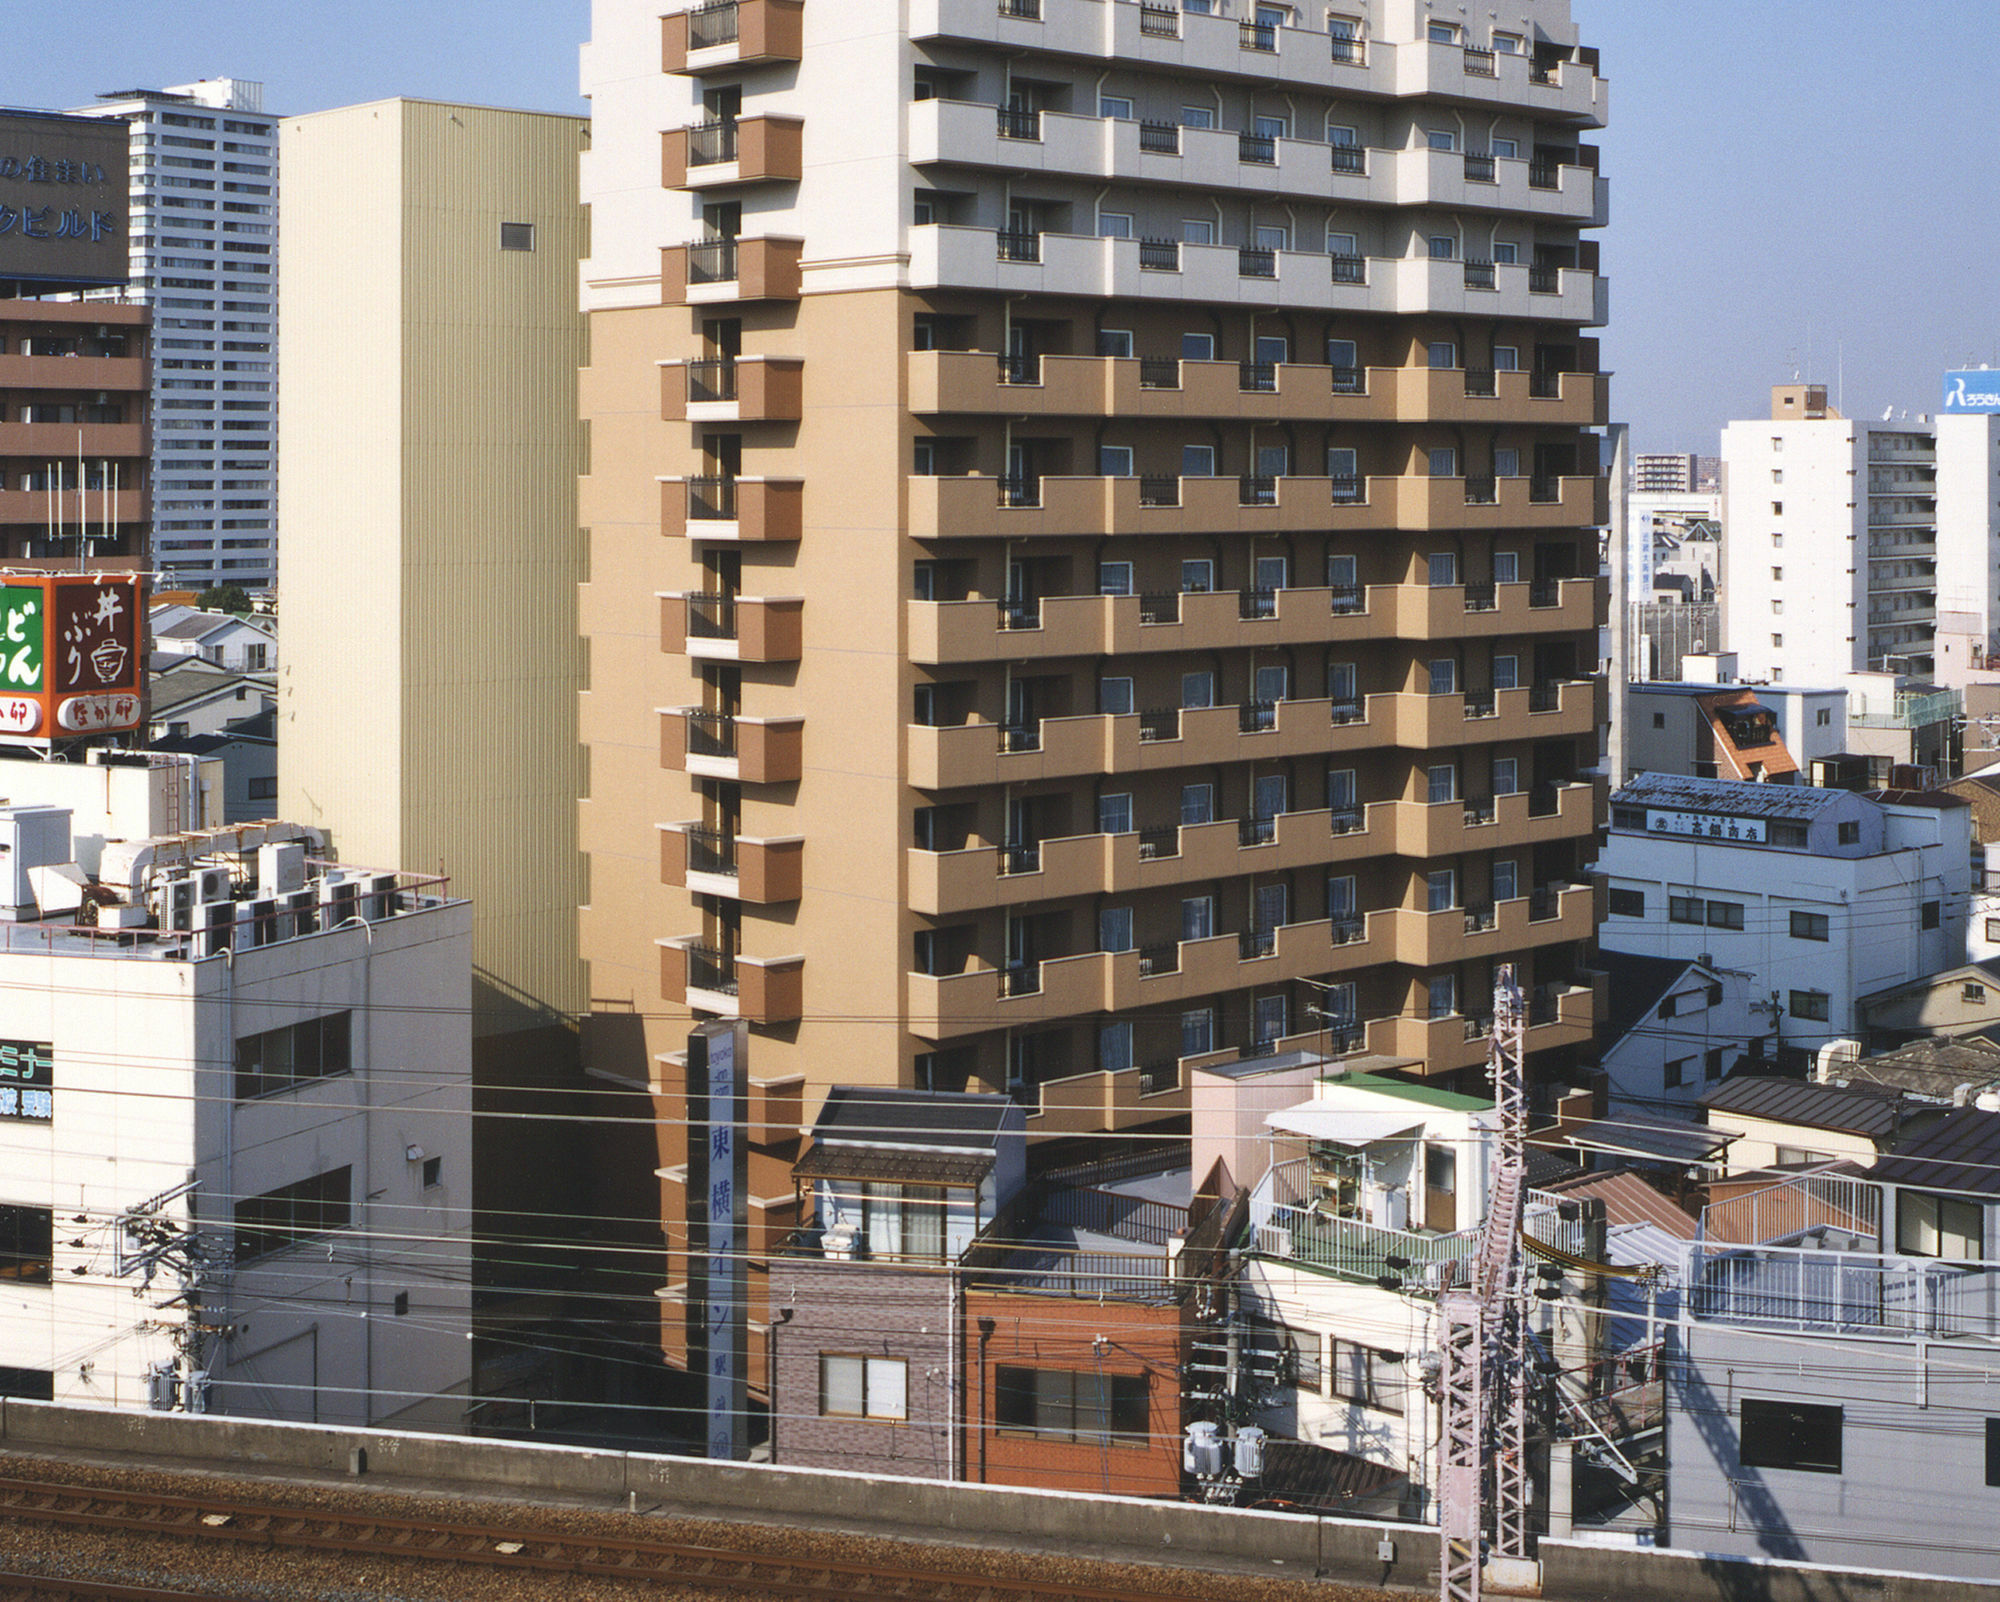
283, 888, 317, 938
194, 900, 235, 958
258, 840, 306, 896
153, 875, 199, 932
195, 865, 232, 905
317, 873, 359, 928
242, 894, 279, 947
361, 872, 398, 922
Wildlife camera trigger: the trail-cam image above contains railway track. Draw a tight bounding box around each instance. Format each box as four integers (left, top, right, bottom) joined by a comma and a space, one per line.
0, 1472, 1247, 1601
0, 1577, 250, 1602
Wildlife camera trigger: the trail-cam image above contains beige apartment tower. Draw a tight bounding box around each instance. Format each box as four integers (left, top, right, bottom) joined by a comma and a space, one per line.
581, 0, 1610, 1378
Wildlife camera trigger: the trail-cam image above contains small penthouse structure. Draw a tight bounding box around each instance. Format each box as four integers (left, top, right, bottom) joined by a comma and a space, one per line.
0, 771, 473, 1426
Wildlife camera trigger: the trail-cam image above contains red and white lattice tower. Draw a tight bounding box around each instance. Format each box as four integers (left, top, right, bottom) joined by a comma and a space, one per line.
1437, 964, 1531, 1602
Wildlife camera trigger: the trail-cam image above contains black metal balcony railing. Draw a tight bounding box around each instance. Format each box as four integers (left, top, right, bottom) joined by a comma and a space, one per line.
1463, 797, 1498, 826
685, 826, 737, 878
1239, 474, 1277, 507
1464, 260, 1496, 291
1330, 144, 1365, 175
998, 351, 1039, 385
1528, 475, 1562, 503
1238, 132, 1276, 164
1137, 942, 1179, 977
1330, 699, 1364, 725
1463, 367, 1497, 397
688, 119, 739, 166
1004, 961, 1042, 997
1529, 577, 1562, 607
999, 0, 1040, 16
1240, 927, 1277, 959
1529, 370, 1562, 399
1139, 2, 1179, 37
1330, 475, 1363, 505
1464, 475, 1498, 506
1239, 361, 1277, 393
1240, 19, 1277, 50
1463, 1014, 1493, 1042
1530, 884, 1563, 922
1464, 689, 1497, 719
997, 106, 1041, 140
1527, 783, 1561, 819
686, 358, 738, 403
1139, 1059, 1178, 1094
1139, 237, 1180, 271
1463, 903, 1496, 934
1138, 356, 1179, 389
687, 591, 737, 639
1002, 841, 1041, 875
1528, 987, 1560, 1025
1463, 152, 1496, 182
688, 239, 738, 284
1463, 45, 1497, 76
1138, 591, 1180, 624
686, 475, 737, 521
1137, 825, 1179, 861
1138, 707, 1179, 743
1238, 246, 1276, 278
685, 710, 737, 758
1529, 682, 1562, 713
1463, 580, 1497, 611
686, 943, 739, 996
1329, 583, 1363, 613
1528, 263, 1560, 293
1528, 160, 1560, 188
1240, 699, 1277, 733
688, 0, 740, 51
1330, 918, 1366, 946
1329, 808, 1363, 835
996, 229, 1041, 263
998, 475, 1040, 508
1239, 586, 1277, 620
1138, 475, 1180, 508
1139, 119, 1180, 153
1001, 721, 1042, 753
1239, 815, 1277, 847
1329, 253, 1365, 284
1329, 365, 1363, 394
1329, 33, 1364, 64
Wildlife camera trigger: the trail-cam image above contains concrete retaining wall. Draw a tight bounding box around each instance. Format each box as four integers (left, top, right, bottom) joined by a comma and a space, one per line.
1541, 1540, 2000, 1602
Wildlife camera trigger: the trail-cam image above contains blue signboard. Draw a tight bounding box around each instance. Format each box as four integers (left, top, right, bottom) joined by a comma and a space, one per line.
689, 1020, 748, 1461
1942, 371, 2000, 414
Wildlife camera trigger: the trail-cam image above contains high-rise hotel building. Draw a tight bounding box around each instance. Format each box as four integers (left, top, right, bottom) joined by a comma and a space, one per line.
81, 80, 278, 592
580, 0, 1609, 1374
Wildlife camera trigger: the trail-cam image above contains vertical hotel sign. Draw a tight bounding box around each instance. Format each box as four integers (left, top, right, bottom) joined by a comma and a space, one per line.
0, 573, 145, 744
689, 1019, 748, 1461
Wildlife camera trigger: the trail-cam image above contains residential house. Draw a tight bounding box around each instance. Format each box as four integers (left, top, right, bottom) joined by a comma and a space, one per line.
148, 662, 276, 743
152, 707, 277, 825
1699, 1076, 1931, 1177
1596, 949, 1774, 1116
1857, 959, 2000, 1044
1819, 1033, 2000, 1105
150, 609, 276, 674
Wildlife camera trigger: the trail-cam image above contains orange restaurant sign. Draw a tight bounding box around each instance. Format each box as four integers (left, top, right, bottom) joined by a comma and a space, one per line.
0, 572, 146, 742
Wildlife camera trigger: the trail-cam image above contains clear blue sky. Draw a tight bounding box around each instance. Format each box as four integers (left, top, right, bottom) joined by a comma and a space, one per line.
22, 1, 1999, 455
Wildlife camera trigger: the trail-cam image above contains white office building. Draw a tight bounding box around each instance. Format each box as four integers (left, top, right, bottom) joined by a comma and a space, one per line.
0, 763, 472, 1425
1721, 382, 2000, 690
1596, 773, 1971, 1059
77, 79, 277, 592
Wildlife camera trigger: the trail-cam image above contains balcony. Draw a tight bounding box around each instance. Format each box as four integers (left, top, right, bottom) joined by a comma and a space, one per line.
0, 421, 147, 462
1387, 780, 1602, 859
1392, 39, 1607, 127
660, 939, 804, 1024
662, 235, 803, 304
662, 113, 804, 190
1383, 882, 1595, 969
662, 475, 802, 542
1400, 473, 1606, 531
0, 352, 147, 393
907, 471, 1398, 540
1388, 678, 1602, 749
907, 226, 1602, 324
663, 355, 803, 423
659, 708, 804, 784
663, 0, 804, 72
1380, 575, 1604, 640
660, 590, 803, 663
0, 488, 146, 530
660, 822, 803, 903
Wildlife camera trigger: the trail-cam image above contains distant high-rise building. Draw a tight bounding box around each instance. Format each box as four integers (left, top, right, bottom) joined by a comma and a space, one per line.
79, 80, 278, 592
1632, 451, 1696, 494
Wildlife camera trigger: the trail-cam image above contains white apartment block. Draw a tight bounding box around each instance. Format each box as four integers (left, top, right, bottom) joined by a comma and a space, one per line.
1596, 773, 1970, 1059
0, 767, 472, 1425
78, 80, 278, 592
1721, 383, 2000, 690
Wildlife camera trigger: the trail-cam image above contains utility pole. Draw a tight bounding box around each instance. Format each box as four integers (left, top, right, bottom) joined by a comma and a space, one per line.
1436, 965, 1533, 1602
116, 1176, 228, 1411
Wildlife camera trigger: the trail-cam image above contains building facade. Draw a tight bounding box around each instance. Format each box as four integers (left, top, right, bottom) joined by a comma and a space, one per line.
580, 0, 1611, 1377
80, 81, 278, 592
1597, 773, 1971, 1058
0, 780, 474, 1425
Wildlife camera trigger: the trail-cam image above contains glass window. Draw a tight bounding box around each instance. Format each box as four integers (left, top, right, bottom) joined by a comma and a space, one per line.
1425, 128, 1457, 152
1493, 550, 1519, 583
1327, 122, 1358, 147
1254, 994, 1288, 1042
1492, 654, 1518, 690
820, 1354, 908, 1420
1492, 858, 1518, 902
1181, 896, 1215, 941
1789, 990, 1830, 1021
1181, 1007, 1215, 1057
1427, 763, 1455, 803
1327, 767, 1357, 809
1739, 1399, 1841, 1475
1607, 888, 1644, 917
1326, 661, 1357, 702
1492, 757, 1518, 793
1180, 784, 1214, 825
1181, 444, 1217, 476
1181, 670, 1216, 708
1181, 557, 1214, 591
1098, 1019, 1135, 1069
1897, 1192, 1983, 1260
1428, 447, 1458, 477
1428, 974, 1456, 1019
1790, 910, 1829, 941
1099, 676, 1135, 715
1100, 95, 1135, 119
1097, 328, 1134, 358
1098, 560, 1134, 595
1099, 445, 1134, 476
1427, 235, 1456, 259
1427, 658, 1456, 694
1181, 216, 1216, 244
1428, 551, 1457, 585
1326, 229, 1358, 256
1180, 332, 1216, 361
1097, 211, 1135, 239
1494, 447, 1520, 478
1707, 900, 1745, 930
1327, 874, 1356, 917
1180, 106, 1216, 130
1490, 137, 1519, 159
1427, 869, 1455, 911
1098, 792, 1134, 834
1326, 337, 1358, 369
1428, 341, 1458, 370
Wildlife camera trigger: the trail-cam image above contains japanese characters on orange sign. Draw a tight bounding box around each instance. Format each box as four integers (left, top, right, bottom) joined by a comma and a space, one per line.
0, 574, 145, 744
